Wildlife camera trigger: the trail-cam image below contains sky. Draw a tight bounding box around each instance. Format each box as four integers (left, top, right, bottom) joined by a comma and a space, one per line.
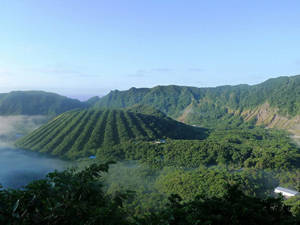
0, 0, 300, 100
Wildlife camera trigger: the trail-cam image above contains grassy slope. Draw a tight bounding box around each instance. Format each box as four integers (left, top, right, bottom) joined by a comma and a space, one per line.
16, 109, 207, 159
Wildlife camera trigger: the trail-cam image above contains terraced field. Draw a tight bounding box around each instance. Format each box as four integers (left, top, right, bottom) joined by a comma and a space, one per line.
16, 109, 207, 159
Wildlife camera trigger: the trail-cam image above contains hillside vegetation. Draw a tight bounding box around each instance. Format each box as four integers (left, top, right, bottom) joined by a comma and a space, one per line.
98, 127, 300, 170
16, 109, 207, 159
91, 75, 300, 129
4, 75, 300, 129
0, 91, 86, 115
9, 75, 300, 223
16, 108, 300, 170
1, 163, 298, 225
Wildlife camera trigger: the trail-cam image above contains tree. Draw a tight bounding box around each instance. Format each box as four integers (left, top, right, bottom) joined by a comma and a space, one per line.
0, 163, 130, 225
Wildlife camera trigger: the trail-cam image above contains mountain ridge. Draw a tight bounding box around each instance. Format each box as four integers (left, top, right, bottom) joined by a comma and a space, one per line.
91, 75, 300, 130
3, 75, 300, 132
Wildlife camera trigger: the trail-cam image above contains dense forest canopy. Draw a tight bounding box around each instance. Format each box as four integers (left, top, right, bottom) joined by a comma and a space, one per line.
1, 163, 299, 225
96, 127, 300, 170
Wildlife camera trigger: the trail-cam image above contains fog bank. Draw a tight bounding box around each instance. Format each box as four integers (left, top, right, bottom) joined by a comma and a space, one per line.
0, 115, 47, 147
0, 115, 68, 188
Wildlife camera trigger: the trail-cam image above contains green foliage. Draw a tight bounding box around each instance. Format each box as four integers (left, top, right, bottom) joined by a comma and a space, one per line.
92, 75, 300, 126
6, 76, 300, 224
285, 196, 300, 218
155, 167, 235, 201
126, 104, 167, 118
0, 163, 299, 224
275, 169, 300, 191
96, 127, 300, 170
155, 167, 277, 201
0, 163, 130, 225
103, 161, 168, 218
138, 185, 297, 225
16, 108, 300, 171
16, 109, 207, 159
102, 162, 279, 217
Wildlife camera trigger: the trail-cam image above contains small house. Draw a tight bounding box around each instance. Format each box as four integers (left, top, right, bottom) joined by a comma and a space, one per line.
89, 155, 96, 159
274, 186, 299, 198
154, 139, 166, 144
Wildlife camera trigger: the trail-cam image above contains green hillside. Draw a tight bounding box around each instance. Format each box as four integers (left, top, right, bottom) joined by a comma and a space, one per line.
16, 109, 207, 159
91, 75, 300, 127
0, 91, 87, 115
99, 127, 300, 170
126, 104, 167, 118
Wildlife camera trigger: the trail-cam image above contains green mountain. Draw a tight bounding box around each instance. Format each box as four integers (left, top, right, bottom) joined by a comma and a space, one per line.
16, 108, 207, 159
126, 104, 167, 118
4, 75, 300, 128
0, 91, 87, 115
92, 75, 300, 131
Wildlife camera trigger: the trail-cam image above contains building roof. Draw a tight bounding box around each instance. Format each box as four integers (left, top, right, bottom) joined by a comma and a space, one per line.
274, 187, 299, 195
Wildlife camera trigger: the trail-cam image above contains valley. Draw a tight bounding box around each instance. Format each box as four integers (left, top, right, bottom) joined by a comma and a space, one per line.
2, 2, 299, 223
2, 75, 300, 223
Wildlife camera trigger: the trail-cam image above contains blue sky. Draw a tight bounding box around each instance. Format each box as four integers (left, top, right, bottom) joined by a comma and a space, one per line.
0, 0, 300, 100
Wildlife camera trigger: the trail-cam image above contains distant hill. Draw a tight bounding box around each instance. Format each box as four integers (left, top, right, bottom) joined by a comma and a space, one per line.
16, 109, 207, 159
0, 91, 87, 115
92, 75, 300, 131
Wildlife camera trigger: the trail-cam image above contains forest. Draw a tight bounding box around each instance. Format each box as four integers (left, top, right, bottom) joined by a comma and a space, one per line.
9, 105, 300, 224
2, 1, 300, 223
4, 76, 300, 224
1, 162, 300, 225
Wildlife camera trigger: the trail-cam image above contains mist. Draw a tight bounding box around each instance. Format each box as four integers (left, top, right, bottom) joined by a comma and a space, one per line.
0, 115, 47, 146
0, 115, 68, 188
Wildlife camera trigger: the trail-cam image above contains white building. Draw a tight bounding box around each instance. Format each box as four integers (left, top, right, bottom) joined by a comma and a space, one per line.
274, 187, 299, 198
154, 139, 166, 144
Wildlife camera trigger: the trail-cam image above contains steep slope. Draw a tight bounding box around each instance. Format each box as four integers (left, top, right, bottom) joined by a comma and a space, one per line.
16, 109, 207, 159
93, 86, 198, 118
126, 104, 167, 118
92, 75, 300, 129
0, 91, 87, 115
